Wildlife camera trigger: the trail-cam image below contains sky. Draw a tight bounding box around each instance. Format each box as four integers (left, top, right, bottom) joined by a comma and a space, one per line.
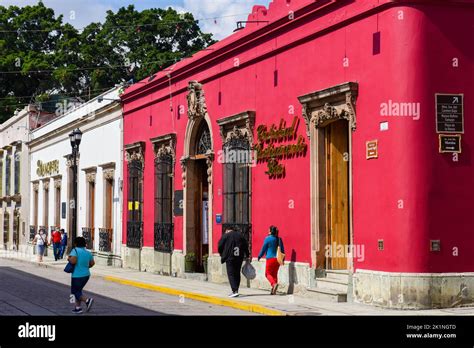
0, 0, 272, 39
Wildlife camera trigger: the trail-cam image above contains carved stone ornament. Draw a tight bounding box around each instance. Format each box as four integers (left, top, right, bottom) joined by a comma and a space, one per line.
86, 172, 96, 183
187, 80, 207, 119
125, 143, 145, 166
206, 154, 214, 185
180, 157, 187, 188
42, 180, 50, 190
154, 140, 175, 163
103, 169, 115, 181
217, 110, 255, 146
54, 179, 61, 189
33, 182, 40, 192
298, 82, 358, 137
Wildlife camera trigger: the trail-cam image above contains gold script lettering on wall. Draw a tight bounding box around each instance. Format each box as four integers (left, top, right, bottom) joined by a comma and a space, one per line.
36, 160, 60, 177
253, 116, 308, 179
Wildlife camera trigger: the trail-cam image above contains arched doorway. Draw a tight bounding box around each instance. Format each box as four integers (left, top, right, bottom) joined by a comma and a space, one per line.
183, 119, 213, 273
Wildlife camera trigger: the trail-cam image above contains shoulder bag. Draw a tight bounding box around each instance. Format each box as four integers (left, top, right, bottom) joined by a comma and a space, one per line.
276, 238, 285, 266
64, 248, 77, 273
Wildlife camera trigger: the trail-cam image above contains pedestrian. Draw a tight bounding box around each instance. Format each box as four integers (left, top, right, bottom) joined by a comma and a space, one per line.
32, 228, 48, 262
51, 228, 62, 261
258, 225, 285, 295
218, 228, 249, 298
59, 229, 68, 259
68, 236, 95, 314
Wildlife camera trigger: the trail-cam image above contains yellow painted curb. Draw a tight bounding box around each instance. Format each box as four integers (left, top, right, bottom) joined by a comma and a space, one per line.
104, 275, 285, 316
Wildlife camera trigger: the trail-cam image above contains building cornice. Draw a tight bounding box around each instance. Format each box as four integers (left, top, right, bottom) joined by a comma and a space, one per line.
27, 102, 121, 149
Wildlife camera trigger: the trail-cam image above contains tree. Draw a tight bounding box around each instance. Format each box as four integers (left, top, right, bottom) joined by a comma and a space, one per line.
0, 2, 216, 123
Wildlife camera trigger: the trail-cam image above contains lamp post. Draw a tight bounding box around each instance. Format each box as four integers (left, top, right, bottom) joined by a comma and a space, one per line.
69, 128, 82, 245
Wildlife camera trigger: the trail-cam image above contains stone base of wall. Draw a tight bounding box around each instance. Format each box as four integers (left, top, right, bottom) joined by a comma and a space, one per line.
207, 256, 311, 295
93, 251, 122, 268
122, 245, 141, 271
353, 269, 474, 309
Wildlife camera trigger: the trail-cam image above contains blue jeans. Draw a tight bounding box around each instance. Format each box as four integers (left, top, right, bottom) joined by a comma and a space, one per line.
71, 276, 90, 302
36, 245, 45, 256
53, 243, 61, 260
59, 245, 66, 259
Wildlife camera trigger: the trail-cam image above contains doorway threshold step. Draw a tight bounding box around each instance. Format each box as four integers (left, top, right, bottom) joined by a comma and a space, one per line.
325, 270, 349, 282
315, 278, 348, 293
306, 287, 347, 303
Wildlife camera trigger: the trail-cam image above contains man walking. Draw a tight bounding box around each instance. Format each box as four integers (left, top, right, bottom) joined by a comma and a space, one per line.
51, 229, 62, 261
218, 228, 250, 298
59, 229, 68, 259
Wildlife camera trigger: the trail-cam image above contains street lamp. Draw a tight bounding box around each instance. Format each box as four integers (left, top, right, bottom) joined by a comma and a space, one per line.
69, 128, 82, 246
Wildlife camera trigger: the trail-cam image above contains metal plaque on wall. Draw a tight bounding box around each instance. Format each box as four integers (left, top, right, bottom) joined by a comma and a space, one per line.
174, 190, 183, 216
439, 134, 461, 153
62, 202, 66, 219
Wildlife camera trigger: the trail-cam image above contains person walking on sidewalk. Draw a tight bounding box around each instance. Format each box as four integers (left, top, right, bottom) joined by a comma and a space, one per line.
258, 226, 285, 295
59, 229, 68, 259
51, 229, 62, 261
218, 228, 249, 298
32, 228, 48, 262
68, 236, 95, 314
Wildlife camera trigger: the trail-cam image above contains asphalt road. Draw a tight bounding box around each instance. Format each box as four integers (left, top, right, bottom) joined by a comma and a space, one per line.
0, 259, 257, 316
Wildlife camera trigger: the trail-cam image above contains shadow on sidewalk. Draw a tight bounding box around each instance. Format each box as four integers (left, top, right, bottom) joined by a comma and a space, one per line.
0, 266, 171, 316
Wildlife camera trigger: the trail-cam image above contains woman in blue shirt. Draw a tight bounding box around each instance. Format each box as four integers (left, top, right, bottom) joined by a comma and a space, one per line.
68, 236, 95, 314
258, 226, 285, 295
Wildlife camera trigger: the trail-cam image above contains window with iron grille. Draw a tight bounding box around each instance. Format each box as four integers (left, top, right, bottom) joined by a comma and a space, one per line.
127, 159, 143, 248
222, 137, 250, 232
154, 154, 173, 252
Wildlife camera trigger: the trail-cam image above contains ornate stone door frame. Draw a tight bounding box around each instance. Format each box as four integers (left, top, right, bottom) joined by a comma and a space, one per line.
181, 81, 214, 256
298, 82, 358, 271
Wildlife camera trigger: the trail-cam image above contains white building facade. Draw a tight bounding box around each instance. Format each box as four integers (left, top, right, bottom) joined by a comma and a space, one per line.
28, 88, 123, 266
0, 108, 31, 252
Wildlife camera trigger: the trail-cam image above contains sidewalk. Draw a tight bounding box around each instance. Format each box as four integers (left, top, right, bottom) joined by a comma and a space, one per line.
2, 250, 474, 316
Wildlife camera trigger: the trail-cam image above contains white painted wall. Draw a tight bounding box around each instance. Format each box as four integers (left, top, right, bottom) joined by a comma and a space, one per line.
29, 87, 123, 255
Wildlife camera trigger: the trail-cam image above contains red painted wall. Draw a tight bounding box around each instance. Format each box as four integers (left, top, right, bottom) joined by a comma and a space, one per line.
122, 0, 474, 273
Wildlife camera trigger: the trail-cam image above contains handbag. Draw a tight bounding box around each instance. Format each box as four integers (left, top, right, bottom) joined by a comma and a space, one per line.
276, 238, 285, 266
241, 260, 256, 280
64, 248, 77, 274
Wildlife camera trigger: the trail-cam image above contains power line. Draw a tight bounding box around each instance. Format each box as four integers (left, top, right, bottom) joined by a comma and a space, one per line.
0, 12, 250, 34
0, 86, 117, 101
0, 59, 169, 75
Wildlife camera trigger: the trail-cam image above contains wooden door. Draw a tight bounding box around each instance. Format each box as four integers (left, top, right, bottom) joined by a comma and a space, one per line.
326, 120, 349, 269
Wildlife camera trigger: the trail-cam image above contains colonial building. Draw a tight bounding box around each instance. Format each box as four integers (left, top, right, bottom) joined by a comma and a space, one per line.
120, 0, 474, 308
28, 87, 123, 266
0, 107, 31, 252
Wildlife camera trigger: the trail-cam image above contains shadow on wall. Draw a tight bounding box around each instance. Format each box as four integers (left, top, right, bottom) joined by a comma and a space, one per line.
287, 249, 298, 294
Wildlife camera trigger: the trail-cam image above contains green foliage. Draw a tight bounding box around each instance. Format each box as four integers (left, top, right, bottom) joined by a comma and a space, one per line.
0, 2, 216, 123
185, 253, 196, 262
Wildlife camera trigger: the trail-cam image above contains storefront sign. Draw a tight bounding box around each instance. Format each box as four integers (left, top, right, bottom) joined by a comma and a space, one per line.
174, 190, 183, 216
215, 214, 222, 224
436, 94, 464, 133
366, 140, 378, 159
439, 134, 461, 153
254, 116, 307, 178
36, 160, 59, 177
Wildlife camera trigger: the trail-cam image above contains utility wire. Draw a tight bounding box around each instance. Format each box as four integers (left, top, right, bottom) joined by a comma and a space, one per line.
0, 12, 250, 33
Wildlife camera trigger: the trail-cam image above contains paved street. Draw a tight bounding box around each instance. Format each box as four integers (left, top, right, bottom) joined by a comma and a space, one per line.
0, 259, 257, 316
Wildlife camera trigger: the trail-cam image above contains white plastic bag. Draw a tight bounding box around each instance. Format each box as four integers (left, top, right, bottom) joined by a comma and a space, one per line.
241, 260, 256, 280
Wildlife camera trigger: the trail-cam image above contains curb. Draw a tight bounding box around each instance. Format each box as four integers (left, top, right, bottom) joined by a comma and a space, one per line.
104, 275, 286, 316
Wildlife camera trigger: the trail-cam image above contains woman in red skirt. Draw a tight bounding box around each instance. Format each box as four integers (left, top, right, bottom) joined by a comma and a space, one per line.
258, 226, 285, 295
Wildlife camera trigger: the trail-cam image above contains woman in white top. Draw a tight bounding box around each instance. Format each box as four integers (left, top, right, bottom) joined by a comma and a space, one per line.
32, 229, 48, 262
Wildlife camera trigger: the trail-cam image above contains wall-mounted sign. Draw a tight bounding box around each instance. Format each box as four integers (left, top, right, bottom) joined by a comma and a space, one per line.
36, 160, 59, 177
439, 134, 461, 153
253, 116, 307, 178
436, 94, 464, 134
61, 202, 66, 219
216, 214, 222, 224
174, 190, 183, 216
366, 140, 378, 159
